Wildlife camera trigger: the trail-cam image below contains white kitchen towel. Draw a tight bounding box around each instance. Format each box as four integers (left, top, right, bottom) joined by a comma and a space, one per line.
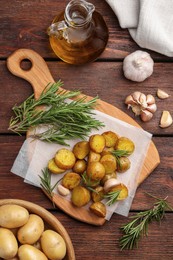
105, 0, 173, 57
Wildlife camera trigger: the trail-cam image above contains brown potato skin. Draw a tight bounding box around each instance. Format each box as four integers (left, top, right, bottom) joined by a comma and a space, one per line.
102, 131, 119, 147
100, 147, 114, 156
71, 186, 91, 207
73, 159, 87, 174
91, 186, 104, 202
62, 172, 81, 190
90, 202, 106, 218
115, 137, 135, 155
100, 154, 117, 174
109, 184, 128, 200
55, 148, 76, 170
72, 141, 90, 159
117, 157, 131, 173
89, 134, 105, 153
86, 161, 105, 181
87, 151, 101, 164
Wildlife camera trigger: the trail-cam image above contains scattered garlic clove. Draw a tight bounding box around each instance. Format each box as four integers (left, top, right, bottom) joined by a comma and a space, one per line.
160, 111, 173, 128
104, 178, 121, 193
123, 50, 154, 82
157, 89, 170, 99
140, 110, 153, 122
57, 184, 70, 196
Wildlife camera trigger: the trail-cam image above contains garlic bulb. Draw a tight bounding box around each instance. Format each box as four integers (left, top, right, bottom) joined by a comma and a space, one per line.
123, 50, 154, 82
125, 91, 157, 122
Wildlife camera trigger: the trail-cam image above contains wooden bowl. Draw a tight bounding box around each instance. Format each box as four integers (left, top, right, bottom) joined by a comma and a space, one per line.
0, 199, 75, 260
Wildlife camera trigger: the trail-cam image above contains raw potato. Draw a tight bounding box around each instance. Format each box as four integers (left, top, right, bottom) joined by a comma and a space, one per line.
102, 131, 119, 147
71, 186, 91, 207
86, 161, 105, 181
117, 156, 131, 173
89, 134, 105, 153
73, 159, 87, 174
90, 202, 106, 218
62, 172, 81, 190
48, 158, 65, 174
110, 183, 128, 200
41, 230, 66, 260
72, 141, 90, 159
0, 228, 18, 259
17, 214, 44, 244
115, 137, 135, 155
0, 204, 29, 228
87, 151, 101, 164
55, 148, 76, 170
100, 154, 117, 174
18, 244, 48, 260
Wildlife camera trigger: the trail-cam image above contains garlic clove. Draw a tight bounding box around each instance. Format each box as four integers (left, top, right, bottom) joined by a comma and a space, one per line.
146, 94, 155, 105
104, 178, 120, 193
160, 111, 173, 128
132, 91, 141, 103
157, 89, 170, 99
146, 103, 157, 113
125, 95, 136, 107
57, 184, 70, 196
131, 104, 141, 116
139, 93, 148, 109
140, 110, 153, 122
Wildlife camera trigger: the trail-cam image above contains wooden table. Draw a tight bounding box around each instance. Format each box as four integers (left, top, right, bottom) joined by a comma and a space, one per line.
0, 1, 173, 259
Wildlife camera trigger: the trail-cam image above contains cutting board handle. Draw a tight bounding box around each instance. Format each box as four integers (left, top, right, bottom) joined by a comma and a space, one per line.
7, 49, 55, 99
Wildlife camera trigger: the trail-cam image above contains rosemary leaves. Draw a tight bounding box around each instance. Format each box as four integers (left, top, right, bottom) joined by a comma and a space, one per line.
119, 194, 173, 250
9, 81, 104, 145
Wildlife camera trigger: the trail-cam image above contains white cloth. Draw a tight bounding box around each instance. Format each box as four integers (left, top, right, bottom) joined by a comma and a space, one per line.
105, 0, 173, 57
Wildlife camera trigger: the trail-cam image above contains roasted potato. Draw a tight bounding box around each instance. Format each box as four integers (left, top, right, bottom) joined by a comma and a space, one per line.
89, 134, 105, 153
115, 137, 135, 155
86, 161, 105, 181
100, 154, 117, 174
101, 147, 114, 156
48, 158, 65, 174
55, 148, 76, 170
73, 159, 87, 174
90, 202, 106, 218
72, 141, 90, 159
117, 156, 131, 173
62, 172, 81, 190
71, 186, 91, 207
91, 186, 104, 202
109, 183, 128, 200
87, 151, 101, 164
102, 131, 119, 147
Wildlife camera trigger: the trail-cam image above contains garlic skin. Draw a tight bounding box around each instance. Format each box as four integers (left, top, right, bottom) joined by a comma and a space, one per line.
123, 50, 154, 82
160, 111, 173, 128
125, 91, 157, 122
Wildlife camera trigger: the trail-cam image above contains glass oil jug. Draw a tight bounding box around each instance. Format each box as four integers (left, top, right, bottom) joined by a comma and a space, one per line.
47, 0, 109, 65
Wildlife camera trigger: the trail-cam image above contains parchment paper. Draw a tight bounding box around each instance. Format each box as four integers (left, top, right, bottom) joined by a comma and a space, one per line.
11, 109, 152, 220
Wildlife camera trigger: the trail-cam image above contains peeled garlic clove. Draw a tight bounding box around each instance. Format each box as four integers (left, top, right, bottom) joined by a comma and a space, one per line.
57, 184, 70, 196
160, 111, 173, 128
140, 110, 153, 122
146, 103, 157, 113
104, 178, 120, 193
146, 94, 155, 105
157, 89, 170, 99
132, 91, 141, 103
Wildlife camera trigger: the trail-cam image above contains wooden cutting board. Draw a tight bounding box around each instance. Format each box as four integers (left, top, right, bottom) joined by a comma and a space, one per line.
7, 49, 160, 226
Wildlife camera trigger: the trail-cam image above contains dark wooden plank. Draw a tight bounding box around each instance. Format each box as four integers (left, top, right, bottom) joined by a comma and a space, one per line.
0, 136, 172, 209
1, 60, 173, 135
48, 211, 173, 260
0, 0, 173, 61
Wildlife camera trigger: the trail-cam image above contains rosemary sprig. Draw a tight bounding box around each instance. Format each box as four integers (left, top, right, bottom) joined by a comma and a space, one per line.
39, 167, 61, 198
81, 172, 100, 192
111, 149, 130, 169
104, 190, 121, 206
119, 194, 173, 250
9, 81, 104, 145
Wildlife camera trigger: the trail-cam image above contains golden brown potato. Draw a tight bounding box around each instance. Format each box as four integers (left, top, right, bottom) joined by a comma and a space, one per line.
100, 154, 117, 174
62, 172, 81, 190
73, 159, 87, 174
87, 151, 101, 164
100, 147, 114, 156
86, 161, 105, 181
82, 173, 100, 188
91, 186, 104, 202
90, 202, 106, 218
72, 141, 90, 159
109, 183, 128, 200
100, 171, 117, 185
115, 137, 135, 155
48, 158, 65, 174
55, 148, 76, 170
102, 131, 119, 147
89, 134, 105, 153
117, 157, 131, 173
71, 186, 91, 207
